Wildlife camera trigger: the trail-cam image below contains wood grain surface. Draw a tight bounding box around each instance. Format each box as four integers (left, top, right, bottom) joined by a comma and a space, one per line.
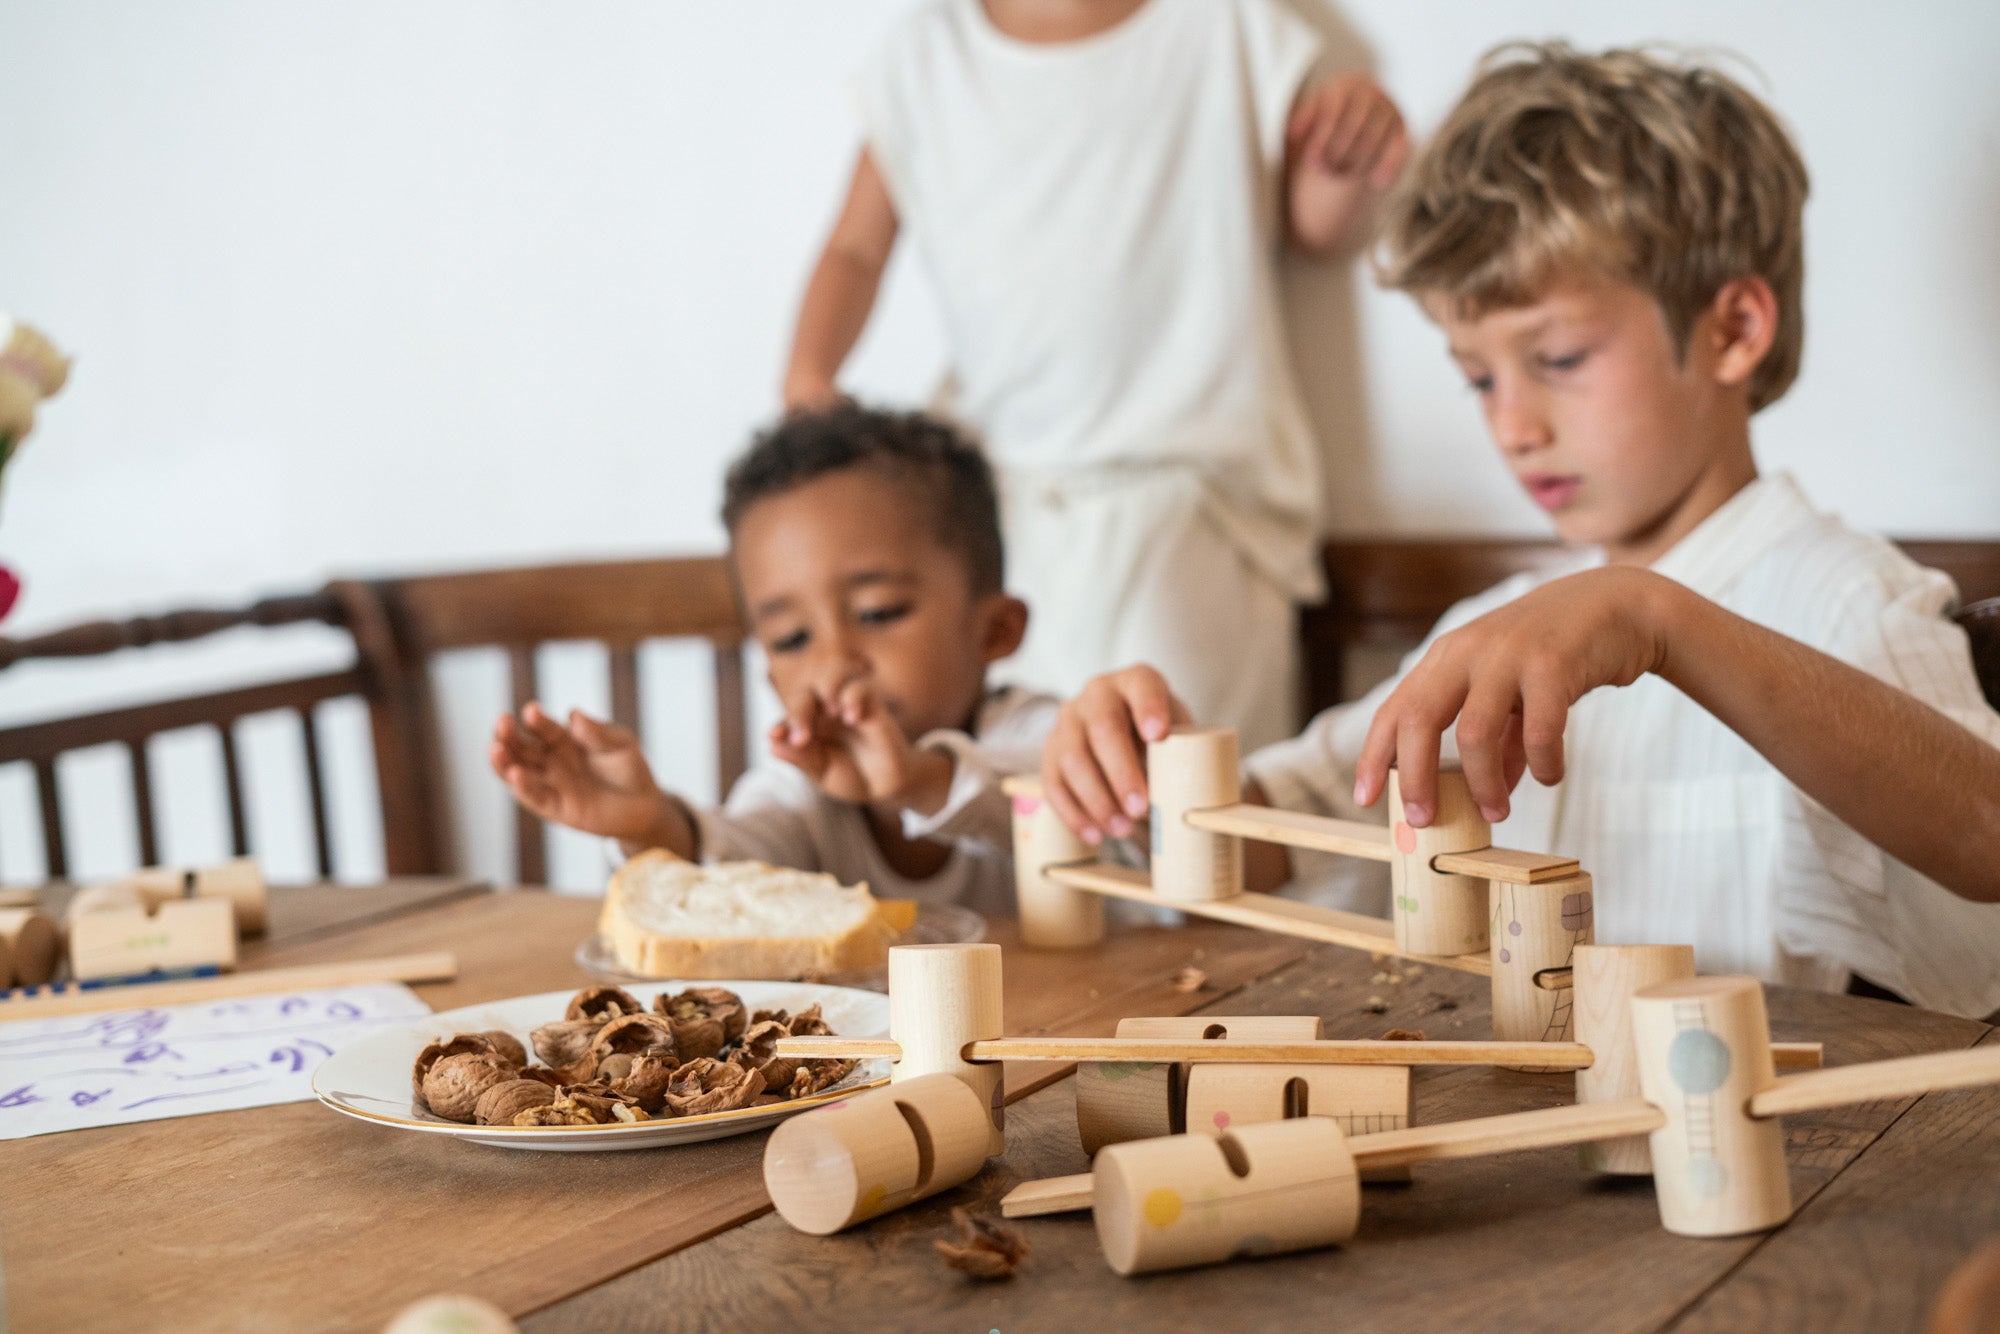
523, 946, 1990, 1334
0, 889, 1306, 1333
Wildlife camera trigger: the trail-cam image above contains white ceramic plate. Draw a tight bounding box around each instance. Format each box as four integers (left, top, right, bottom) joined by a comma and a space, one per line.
572, 901, 986, 991
313, 980, 889, 1151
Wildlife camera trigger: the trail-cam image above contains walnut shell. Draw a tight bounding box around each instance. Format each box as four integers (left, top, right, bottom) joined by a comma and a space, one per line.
787, 1058, 857, 1100
411, 1034, 503, 1105
422, 1052, 515, 1123
474, 1078, 557, 1125
590, 1012, 679, 1059
513, 1103, 599, 1127
611, 1051, 680, 1113
667, 1014, 726, 1062
531, 1017, 603, 1069
656, 986, 747, 1045
733, 1019, 800, 1094
785, 1003, 832, 1038
565, 985, 644, 1022
476, 1030, 528, 1069
662, 1057, 765, 1116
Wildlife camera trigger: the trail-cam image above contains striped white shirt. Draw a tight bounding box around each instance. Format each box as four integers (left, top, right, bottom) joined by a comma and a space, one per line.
1247, 474, 2000, 1018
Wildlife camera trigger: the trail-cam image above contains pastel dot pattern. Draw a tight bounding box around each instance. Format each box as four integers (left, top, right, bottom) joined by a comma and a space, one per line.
1012, 796, 1040, 816
1143, 1188, 1184, 1228
1212, 1110, 1231, 1129
1394, 822, 1417, 854
1686, 1154, 1730, 1198
1667, 1028, 1733, 1096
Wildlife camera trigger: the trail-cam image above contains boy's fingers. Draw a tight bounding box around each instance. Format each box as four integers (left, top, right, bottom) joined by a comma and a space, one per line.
568, 709, 634, 753
1287, 89, 1327, 144
1114, 668, 1183, 745
834, 678, 872, 728
1520, 677, 1571, 787
780, 684, 824, 747
1320, 86, 1373, 170
1370, 128, 1411, 190
1394, 716, 1442, 827
1352, 706, 1398, 810
1040, 765, 1097, 845
1082, 715, 1143, 837
1340, 103, 1396, 176
1058, 750, 1124, 844
1455, 680, 1518, 822
1501, 712, 1530, 796
520, 703, 570, 750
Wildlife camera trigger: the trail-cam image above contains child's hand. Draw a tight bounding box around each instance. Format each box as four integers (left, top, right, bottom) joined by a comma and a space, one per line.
489, 702, 676, 844
1352, 568, 1674, 829
1041, 666, 1193, 845
769, 678, 952, 813
1288, 72, 1409, 192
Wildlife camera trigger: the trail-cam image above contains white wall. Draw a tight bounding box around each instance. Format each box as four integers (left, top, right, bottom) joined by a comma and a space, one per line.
3, 2, 1996, 890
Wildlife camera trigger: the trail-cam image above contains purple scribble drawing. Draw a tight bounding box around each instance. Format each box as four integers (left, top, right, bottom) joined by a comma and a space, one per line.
122, 1042, 185, 1065
70, 1089, 113, 1107
1, 1085, 45, 1109
326, 1000, 362, 1020
267, 1039, 335, 1074
121, 1083, 265, 1111
280, 997, 312, 1016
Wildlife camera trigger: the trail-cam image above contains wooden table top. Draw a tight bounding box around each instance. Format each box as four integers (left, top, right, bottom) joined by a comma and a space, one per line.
2, 882, 1994, 1333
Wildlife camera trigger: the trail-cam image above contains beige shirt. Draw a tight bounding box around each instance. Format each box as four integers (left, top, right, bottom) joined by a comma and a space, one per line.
1246, 474, 2000, 1018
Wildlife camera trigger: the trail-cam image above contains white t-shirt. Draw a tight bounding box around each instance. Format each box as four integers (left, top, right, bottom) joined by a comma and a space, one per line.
690, 685, 1057, 916
1245, 474, 2000, 1019
855, 0, 1327, 600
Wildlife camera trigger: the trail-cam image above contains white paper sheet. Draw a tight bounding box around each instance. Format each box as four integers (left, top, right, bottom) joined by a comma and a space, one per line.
0, 982, 433, 1140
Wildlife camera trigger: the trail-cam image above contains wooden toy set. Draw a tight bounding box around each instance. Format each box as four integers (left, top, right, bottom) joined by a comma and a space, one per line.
754, 728, 2000, 1278
1, 857, 268, 994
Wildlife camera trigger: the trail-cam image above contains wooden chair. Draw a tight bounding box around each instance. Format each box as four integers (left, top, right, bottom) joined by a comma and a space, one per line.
0, 591, 379, 880
1303, 538, 2000, 716
330, 557, 750, 885
1, 556, 751, 886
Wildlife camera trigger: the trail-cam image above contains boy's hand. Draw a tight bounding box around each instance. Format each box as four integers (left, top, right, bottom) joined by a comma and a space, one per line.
769, 679, 953, 814
1288, 72, 1409, 193
1041, 666, 1193, 845
1352, 568, 1674, 828
489, 702, 679, 846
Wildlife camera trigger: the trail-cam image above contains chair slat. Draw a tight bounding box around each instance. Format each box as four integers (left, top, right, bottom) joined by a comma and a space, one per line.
299, 705, 334, 879
130, 738, 159, 867
508, 644, 545, 886
714, 642, 747, 798
33, 757, 66, 880
218, 722, 250, 857
608, 644, 641, 735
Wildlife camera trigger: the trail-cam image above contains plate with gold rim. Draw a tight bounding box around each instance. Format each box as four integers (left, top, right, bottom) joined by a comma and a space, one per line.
313, 980, 889, 1151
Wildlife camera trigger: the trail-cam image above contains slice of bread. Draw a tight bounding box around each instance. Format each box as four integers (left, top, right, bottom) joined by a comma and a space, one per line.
601, 850, 893, 979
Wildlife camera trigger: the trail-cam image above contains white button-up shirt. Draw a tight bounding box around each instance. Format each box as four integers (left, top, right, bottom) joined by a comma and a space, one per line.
1247, 474, 2000, 1017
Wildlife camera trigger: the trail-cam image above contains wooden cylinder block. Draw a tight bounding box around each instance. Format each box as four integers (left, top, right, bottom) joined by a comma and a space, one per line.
888, 943, 1005, 1155
1075, 1015, 1320, 1155
1184, 1061, 1413, 1184
1147, 727, 1242, 903
1387, 768, 1490, 956
762, 1073, 993, 1235
1093, 1117, 1361, 1276
1489, 872, 1594, 1058
194, 857, 269, 936
1008, 784, 1104, 949
0, 908, 59, 986
1630, 975, 1789, 1237
1573, 944, 1696, 1175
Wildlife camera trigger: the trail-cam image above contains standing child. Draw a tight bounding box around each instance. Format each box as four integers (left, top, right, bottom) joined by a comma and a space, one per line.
490, 405, 1053, 914
783, 0, 1408, 760
1040, 44, 2000, 1018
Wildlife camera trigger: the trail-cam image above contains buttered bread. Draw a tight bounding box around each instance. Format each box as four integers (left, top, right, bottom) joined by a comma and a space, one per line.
601, 850, 893, 979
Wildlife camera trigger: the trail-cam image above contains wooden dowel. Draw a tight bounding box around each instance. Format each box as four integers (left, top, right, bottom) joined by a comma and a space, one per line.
1000, 1098, 1670, 1217
1183, 805, 1392, 862
1748, 1045, 2000, 1118
0, 950, 458, 1019
1042, 861, 1493, 978
775, 1036, 1599, 1070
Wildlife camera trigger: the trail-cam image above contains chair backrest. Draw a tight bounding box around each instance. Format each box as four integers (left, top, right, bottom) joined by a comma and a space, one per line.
0, 592, 366, 880
1304, 538, 2000, 717
337, 556, 750, 886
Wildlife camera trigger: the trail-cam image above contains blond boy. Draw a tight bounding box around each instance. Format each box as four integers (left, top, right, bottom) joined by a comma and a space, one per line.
1041, 44, 2000, 1017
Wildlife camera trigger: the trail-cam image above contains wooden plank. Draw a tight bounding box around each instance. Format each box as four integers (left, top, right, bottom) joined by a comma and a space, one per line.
0, 901, 1308, 1332
1046, 861, 1492, 976
1184, 804, 1393, 862
1432, 846, 1581, 884
777, 1035, 1597, 1070
1674, 1029, 2000, 1332
529, 946, 1987, 1333
0, 951, 458, 1018
0, 669, 368, 765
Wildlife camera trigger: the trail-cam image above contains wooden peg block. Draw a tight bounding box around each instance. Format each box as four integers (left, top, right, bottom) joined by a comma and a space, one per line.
67, 896, 237, 982
1489, 873, 1594, 1058
888, 943, 1004, 1155
0, 908, 59, 986
1573, 944, 1696, 1174
1074, 1015, 1320, 1155
1184, 1062, 1412, 1183
193, 857, 268, 936
1630, 975, 1789, 1237
1005, 779, 1104, 949
1093, 1117, 1361, 1276
1147, 727, 1242, 903
1388, 769, 1489, 957
762, 1073, 993, 1235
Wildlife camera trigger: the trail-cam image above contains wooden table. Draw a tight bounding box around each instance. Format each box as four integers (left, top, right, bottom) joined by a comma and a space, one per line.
2, 883, 1994, 1333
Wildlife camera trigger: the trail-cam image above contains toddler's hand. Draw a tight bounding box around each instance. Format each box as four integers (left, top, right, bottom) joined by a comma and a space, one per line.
1041, 666, 1192, 845
1288, 72, 1409, 190
488, 702, 672, 842
769, 678, 949, 811
1352, 567, 1674, 828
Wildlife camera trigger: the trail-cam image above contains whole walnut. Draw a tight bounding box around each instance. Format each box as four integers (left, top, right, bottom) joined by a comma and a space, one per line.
565, 985, 644, 1023
590, 1012, 679, 1059
411, 1034, 503, 1104
474, 1078, 557, 1126
531, 1018, 602, 1069
422, 1052, 515, 1123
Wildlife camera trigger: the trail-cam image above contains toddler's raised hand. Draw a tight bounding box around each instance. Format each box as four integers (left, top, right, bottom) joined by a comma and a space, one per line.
488, 702, 673, 843
1352, 567, 1673, 830
1041, 666, 1192, 844
769, 678, 950, 812
1288, 71, 1409, 190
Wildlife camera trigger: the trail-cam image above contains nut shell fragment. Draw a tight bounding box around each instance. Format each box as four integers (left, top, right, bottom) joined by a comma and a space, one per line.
611, 1051, 680, 1113
786, 1058, 857, 1100
590, 1013, 679, 1059
476, 1030, 528, 1069
565, 985, 644, 1022
662, 1057, 765, 1116
475, 1078, 557, 1125
531, 1018, 602, 1069
656, 986, 746, 1046
422, 1052, 515, 1123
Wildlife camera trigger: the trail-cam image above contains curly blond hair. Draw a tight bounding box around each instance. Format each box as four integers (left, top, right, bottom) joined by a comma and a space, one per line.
1378, 43, 1809, 410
